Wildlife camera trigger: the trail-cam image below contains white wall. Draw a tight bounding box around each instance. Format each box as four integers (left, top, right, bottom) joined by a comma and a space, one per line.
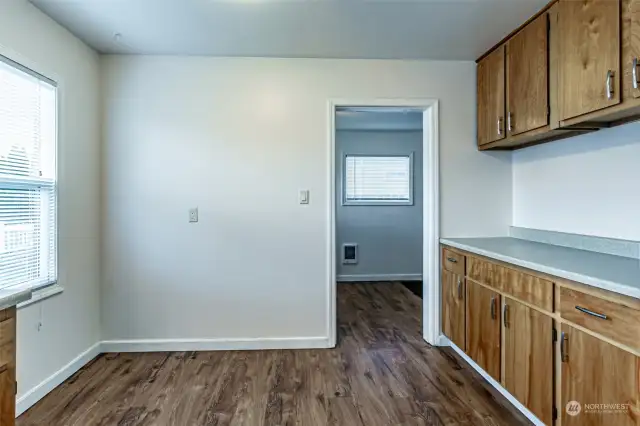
513, 123, 640, 241
336, 128, 423, 280
101, 56, 512, 342
0, 0, 101, 403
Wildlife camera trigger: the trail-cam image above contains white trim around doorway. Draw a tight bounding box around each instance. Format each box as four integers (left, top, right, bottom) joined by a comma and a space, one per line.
327, 98, 440, 348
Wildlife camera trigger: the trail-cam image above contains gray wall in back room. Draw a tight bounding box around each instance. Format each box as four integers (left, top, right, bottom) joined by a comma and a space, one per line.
336, 113, 423, 281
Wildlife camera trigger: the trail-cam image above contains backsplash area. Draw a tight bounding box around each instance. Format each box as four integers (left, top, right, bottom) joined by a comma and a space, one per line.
512, 122, 640, 241
510, 227, 640, 259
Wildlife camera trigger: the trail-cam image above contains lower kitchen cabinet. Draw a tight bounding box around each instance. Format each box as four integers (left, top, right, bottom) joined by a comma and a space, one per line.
466, 280, 501, 382
442, 244, 640, 426
441, 269, 466, 350
561, 324, 640, 426
503, 297, 554, 425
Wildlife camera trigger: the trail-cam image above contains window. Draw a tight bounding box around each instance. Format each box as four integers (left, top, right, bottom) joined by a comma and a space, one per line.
343, 154, 413, 205
0, 56, 57, 291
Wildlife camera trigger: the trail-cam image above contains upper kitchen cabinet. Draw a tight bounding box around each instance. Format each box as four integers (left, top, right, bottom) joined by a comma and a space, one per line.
625, 0, 640, 100
506, 13, 549, 136
477, 45, 506, 147
558, 0, 621, 123
476, 0, 640, 149
477, 4, 588, 150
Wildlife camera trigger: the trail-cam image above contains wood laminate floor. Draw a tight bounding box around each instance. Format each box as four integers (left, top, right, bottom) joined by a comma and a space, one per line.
18, 283, 530, 426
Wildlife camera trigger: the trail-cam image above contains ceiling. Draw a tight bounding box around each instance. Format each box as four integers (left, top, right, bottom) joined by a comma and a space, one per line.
30, 0, 548, 60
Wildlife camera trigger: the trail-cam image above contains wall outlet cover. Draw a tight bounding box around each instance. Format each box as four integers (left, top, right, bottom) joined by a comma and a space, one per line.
189, 207, 199, 223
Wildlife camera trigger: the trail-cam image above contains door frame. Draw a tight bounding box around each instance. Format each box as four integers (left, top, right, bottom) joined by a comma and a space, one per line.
327, 98, 440, 347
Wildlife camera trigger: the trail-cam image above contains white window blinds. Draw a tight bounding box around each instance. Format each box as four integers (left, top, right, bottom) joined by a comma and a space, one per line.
344, 155, 413, 205
0, 56, 57, 291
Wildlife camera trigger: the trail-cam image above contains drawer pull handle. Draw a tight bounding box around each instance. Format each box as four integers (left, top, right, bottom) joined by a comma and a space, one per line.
447, 257, 457, 263
503, 304, 509, 328
561, 331, 568, 362
490, 296, 497, 320
606, 70, 615, 100
457, 278, 463, 300
634, 58, 639, 90
575, 306, 608, 320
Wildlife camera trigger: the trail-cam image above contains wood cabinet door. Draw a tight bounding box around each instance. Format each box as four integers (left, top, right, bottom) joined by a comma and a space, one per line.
506, 13, 549, 136
441, 269, 465, 350
561, 324, 640, 426
477, 46, 506, 146
623, 0, 640, 99
466, 280, 501, 382
0, 368, 14, 426
558, 0, 621, 121
503, 298, 553, 426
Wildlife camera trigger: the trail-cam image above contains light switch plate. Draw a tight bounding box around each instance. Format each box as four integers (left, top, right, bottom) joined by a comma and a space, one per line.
189, 207, 199, 223
299, 190, 310, 205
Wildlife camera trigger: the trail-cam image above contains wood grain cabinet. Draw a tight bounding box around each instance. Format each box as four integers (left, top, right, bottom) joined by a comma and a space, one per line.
477, 13, 550, 147
506, 13, 549, 136
477, 45, 506, 146
476, 0, 640, 149
625, 0, 640, 100
560, 324, 640, 426
441, 269, 466, 350
466, 280, 501, 382
0, 308, 16, 426
441, 245, 640, 426
558, 0, 621, 122
503, 298, 554, 426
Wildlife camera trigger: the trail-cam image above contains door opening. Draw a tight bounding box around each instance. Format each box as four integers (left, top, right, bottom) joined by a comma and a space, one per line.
327, 99, 440, 348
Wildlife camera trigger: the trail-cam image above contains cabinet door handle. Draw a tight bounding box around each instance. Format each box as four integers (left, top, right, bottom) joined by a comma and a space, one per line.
503, 304, 509, 328
490, 296, 497, 320
606, 70, 615, 100
457, 278, 463, 300
447, 257, 457, 263
633, 58, 639, 90
560, 331, 568, 362
497, 117, 503, 136
575, 306, 608, 320
507, 112, 513, 133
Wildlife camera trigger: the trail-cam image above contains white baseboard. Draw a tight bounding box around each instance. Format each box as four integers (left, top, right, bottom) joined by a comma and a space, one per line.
100, 336, 331, 353
337, 273, 422, 282
16, 342, 101, 417
440, 336, 545, 426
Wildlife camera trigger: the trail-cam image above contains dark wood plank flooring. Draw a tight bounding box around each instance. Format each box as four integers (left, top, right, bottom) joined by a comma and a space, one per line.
18, 283, 530, 425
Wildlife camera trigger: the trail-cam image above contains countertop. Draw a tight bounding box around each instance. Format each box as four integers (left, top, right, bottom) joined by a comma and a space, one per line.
0, 284, 33, 311
440, 237, 640, 299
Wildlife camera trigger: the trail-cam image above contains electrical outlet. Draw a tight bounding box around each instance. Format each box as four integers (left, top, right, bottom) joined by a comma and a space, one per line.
189, 207, 199, 223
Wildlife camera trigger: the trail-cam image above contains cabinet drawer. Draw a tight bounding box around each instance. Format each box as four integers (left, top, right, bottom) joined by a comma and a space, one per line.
506, 268, 553, 312
467, 257, 553, 311
559, 287, 640, 352
442, 248, 465, 276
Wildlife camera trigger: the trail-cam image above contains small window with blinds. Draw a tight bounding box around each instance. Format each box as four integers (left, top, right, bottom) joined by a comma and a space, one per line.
0, 56, 57, 291
343, 154, 413, 205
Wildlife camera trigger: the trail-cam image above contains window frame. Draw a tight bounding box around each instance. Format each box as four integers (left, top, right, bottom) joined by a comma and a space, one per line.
341, 152, 414, 206
0, 53, 59, 293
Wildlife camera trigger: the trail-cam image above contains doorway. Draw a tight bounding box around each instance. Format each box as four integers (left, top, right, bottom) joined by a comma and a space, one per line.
327, 99, 440, 348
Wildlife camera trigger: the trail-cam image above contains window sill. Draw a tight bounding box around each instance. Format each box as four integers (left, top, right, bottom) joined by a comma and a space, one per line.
18, 284, 64, 309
